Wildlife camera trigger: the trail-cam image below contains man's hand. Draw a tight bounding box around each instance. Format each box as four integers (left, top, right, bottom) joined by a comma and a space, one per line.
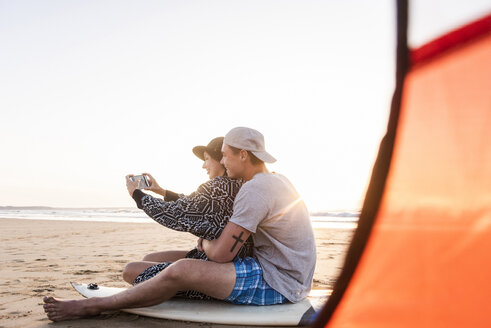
125, 175, 139, 196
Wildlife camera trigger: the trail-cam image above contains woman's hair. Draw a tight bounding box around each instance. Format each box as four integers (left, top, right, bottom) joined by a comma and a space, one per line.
228, 145, 264, 166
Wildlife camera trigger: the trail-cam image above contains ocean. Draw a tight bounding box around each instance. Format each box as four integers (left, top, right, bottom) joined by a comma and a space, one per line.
0, 207, 358, 230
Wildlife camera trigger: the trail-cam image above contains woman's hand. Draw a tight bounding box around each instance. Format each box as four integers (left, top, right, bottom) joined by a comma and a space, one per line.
125, 175, 139, 197
142, 172, 166, 197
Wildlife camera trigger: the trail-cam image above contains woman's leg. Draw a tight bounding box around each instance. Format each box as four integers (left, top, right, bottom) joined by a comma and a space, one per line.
122, 261, 160, 284
122, 251, 189, 285
142, 250, 188, 262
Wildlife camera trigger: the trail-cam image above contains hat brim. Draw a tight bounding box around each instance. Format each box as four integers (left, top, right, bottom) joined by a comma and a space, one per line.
192, 146, 206, 161
251, 151, 277, 163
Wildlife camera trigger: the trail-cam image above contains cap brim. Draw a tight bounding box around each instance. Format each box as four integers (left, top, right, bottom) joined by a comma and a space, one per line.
252, 151, 277, 163
192, 146, 206, 161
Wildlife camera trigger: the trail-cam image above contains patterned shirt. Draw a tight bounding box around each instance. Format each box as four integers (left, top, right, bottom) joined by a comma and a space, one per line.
132, 176, 253, 260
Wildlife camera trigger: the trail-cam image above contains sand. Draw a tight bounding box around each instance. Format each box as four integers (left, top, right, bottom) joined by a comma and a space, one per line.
0, 218, 354, 328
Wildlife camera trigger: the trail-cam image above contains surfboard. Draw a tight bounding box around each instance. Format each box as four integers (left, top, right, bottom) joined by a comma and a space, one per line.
71, 282, 329, 326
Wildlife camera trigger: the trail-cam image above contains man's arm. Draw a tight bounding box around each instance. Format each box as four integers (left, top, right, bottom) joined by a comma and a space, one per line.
200, 222, 251, 263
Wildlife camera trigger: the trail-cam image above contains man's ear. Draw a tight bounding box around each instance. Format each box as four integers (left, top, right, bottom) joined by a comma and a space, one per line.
239, 149, 248, 161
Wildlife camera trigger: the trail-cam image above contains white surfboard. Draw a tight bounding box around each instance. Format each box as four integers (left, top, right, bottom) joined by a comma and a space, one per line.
72, 282, 329, 326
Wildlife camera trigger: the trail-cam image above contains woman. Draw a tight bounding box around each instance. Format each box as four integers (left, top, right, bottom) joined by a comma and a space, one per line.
124, 137, 253, 299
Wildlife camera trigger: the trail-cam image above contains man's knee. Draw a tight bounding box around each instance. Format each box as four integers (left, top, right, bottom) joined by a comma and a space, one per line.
154, 259, 236, 299
155, 260, 186, 283
152, 259, 207, 290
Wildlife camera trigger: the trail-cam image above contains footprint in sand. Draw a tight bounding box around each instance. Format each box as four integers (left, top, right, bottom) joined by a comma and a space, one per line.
73, 269, 101, 275
32, 288, 54, 293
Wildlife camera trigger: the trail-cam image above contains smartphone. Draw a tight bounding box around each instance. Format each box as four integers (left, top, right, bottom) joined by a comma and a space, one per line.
130, 175, 150, 189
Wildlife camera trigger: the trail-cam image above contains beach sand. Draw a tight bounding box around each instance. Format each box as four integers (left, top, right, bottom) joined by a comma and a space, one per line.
0, 218, 354, 328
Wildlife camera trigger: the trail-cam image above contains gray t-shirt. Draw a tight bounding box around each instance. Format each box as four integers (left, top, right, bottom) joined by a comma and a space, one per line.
229, 172, 316, 303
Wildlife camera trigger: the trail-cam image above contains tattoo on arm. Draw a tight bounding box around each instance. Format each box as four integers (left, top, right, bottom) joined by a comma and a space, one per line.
230, 231, 245, 253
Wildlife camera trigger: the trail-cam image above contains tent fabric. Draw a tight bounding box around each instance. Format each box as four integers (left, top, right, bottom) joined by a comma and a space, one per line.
312, 4, 491, 328
411, 13, 491, 64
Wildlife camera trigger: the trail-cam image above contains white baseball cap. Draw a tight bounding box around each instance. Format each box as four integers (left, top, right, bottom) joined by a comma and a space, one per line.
224, 127, 276, 163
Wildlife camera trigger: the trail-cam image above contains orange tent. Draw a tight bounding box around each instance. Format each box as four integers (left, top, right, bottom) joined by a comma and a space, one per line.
312, 1, 491, 327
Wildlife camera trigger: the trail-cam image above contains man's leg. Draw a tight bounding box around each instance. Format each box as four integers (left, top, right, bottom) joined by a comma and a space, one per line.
43, 259, 236, 322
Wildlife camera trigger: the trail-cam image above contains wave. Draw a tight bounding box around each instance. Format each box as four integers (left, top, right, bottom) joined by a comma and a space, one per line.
0, 207, 358, 229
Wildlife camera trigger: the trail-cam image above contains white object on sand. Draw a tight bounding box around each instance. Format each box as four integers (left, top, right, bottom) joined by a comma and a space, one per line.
71, 282, 329, 326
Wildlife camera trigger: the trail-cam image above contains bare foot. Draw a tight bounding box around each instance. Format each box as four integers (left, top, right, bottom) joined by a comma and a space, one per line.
43, 296, 101, 321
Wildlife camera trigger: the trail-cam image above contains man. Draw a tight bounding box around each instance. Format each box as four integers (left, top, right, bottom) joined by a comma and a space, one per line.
43, 127, 316, 321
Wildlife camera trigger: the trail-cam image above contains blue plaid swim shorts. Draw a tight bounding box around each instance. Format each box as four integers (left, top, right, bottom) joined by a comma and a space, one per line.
224, 256, 288, 305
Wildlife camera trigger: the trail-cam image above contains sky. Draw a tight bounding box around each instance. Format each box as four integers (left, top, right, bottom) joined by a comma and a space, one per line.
1, 0, 490, 211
